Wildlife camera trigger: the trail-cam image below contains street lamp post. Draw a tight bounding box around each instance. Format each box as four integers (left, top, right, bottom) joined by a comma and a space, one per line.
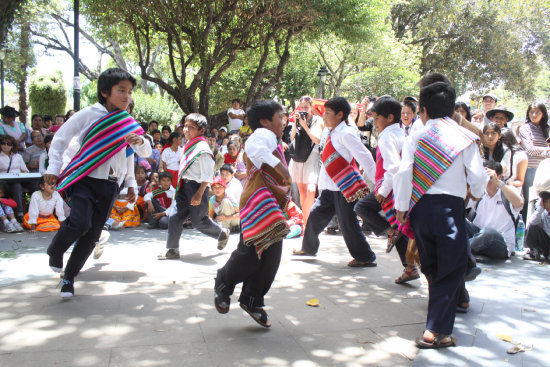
317, 66, 330, 99
0, 47, 6, 107
73, 0, 81, 110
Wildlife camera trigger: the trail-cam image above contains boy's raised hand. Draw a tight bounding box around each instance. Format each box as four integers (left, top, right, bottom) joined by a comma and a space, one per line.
125, 133, 144, 146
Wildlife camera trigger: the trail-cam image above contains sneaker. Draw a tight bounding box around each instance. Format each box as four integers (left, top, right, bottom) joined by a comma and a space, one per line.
523, 249, 542, 261
465, 266, 482, 282
60, 279, 74, 298
92, 231, 110, 260
158, 248, 180, 260
4, 222, 16, 233
217, 228, 230, 250
12, 221, 23, 232
214, 290, 230, 314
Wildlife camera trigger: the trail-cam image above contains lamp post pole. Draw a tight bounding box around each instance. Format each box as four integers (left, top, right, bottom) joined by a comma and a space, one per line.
73, 0, 81, 110
317, 66, 329, 99
0, 48, 5, 107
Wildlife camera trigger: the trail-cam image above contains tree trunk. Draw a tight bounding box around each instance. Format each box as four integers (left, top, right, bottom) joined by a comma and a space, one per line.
208, 111, 228, 130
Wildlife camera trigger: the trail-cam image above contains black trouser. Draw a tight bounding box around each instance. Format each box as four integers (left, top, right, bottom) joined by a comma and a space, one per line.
354, 192, 408, 266
525, 224, 550, 256
166, 179, 222, 249
10, 181, 39, 216
410, 194, 468, 335
147, 198, 169, 229
301, 189, 376, 262
47, 177, 119, 281
216, 234, 282, 308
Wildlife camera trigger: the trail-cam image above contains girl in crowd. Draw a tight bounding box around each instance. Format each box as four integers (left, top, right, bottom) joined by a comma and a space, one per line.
23, 176, 66, 232
519, 102, 550, 218
471, 109, 484, 129
223, 141, 247, 182
0, 106, 27, 151
161, 132, 183, 189
0, 135, 30, 219
0, 181, 23, 232
400, 100, 417, 136
482, 123, 511, 177
455, 102, 472, 122
135, 165, 151, 221
501, 129, 528, 190
38, 134, 54, 174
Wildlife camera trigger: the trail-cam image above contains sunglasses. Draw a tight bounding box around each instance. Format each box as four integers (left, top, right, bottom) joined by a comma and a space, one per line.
1, 142, 12, 146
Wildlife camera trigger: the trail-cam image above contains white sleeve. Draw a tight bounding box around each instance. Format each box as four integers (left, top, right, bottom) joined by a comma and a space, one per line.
245, 133, 279, 169
464, 143, 489, 199
161, 148, 169, 163
393, 136, 416, 211
38, 152, 47, 175
501, 148, 511, 178
198, 154, 215, 183
54, 192, 66, 221
131, 136, 152, 158
124, 154, 137, 188
379, 136, 402, 198
17, 155, 29, 173
344, 130, 375, 183
27, 192, 40, 225
144, 192, 153, 202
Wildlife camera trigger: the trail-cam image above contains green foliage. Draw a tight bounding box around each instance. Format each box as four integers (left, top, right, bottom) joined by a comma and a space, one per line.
131, 90, 182, 128
79, 79, 98, 108
28, 69, 67, 115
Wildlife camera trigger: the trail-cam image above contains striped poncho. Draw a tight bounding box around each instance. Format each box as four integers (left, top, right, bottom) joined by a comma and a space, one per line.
56, 109, 144, 193
239, 143, 291, 257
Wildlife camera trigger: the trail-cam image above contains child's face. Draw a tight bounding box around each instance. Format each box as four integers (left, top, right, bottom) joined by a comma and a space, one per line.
472, 112, 483, 124
55, 116, 64, 125
211, 129, 218, 137
232, 101, 241, 110
135, 169, 147, 182
541, 198, 550, 213
149, 123, 158, 132
32, 116, 43, 130
160, 177, 172, 190
154, 143, 163, 150
222, 137, 229, 146
153, 132, 161, 141
219, 130, 227, 138
183, 120, 204, 141
401, 105, 415, 126
323, 107, 344, 129
227, 144, 239, 157
162, 130, 170, 140
220, 169, 233, 183
207, 136, 217, 147
150, 173, 159, 186
260, 110, 285, 139
372, 111, 394, 133
211, 184, 225, 197
102, 80, 133, 111
42, 182, 56, 195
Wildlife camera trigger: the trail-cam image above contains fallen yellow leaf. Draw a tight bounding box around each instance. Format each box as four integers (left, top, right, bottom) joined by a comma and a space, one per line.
497, 334, 514, 343
306, 298, 320, 307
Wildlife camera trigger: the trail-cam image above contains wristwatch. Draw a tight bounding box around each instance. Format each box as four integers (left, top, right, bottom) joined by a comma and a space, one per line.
497, 180, 505, 189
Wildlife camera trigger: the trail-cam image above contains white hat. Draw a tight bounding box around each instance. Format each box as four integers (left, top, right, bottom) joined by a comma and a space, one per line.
219, 126, 227, 132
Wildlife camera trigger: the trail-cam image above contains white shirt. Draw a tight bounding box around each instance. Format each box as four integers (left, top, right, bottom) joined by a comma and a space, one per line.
181, 150, 215, 183
0, 152, 28, 173
227, 108, 245, 131
472, 190, 520, 255
45, 103, 151, 188
318, 121, 376, 191
245, 128, 281, 170
161, 147, 182, 171
394, 118, 488, 212
225, 177, 243, 204
377, 124, 405, 198
27, 191, 66, 224
504, 149, 528, 182
529, 204, 550, 238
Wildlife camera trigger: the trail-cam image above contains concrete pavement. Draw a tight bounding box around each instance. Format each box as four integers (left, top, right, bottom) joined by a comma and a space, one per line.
0, 227, 548, 366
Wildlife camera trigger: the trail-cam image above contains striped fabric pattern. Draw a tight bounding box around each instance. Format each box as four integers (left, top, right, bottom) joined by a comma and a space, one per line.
374, 150, 398, 229
57, 110, 144, 193
409, 117, 478, 211
176, 136, 213, 193
321, 135, 369, 202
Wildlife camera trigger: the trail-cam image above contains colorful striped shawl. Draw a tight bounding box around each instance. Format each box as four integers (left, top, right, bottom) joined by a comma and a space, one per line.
56, 109, 144, 193
374, 148, 398, 229
240, 143, 290, 257
409, 117, 479, 211
321, 134, 369, 202
175, 136, 213, 192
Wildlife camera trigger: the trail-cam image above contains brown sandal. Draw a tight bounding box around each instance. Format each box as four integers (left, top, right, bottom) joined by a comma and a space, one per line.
347, 259, 377, 267
395, 267, 420, 284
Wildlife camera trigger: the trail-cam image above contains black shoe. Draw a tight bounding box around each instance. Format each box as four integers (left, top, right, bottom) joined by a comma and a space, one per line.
147, 222, 158, 229
214, 291, 230, 314
240, 303, 271, 327
217, 228, 230, 250
325, 226, 338, 235
230, 225, 240, 234
465, 266, 482, 282
158, 248, 180, 260
49, 255, 63, 273
60, 279, 74, 298
523, 248, 542, 261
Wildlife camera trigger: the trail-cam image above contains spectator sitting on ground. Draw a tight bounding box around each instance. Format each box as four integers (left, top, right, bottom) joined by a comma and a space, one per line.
0, 180, 23, 232
144, 171, 175, 229
466, 160, 523, 258
217, 127, 227, 146
0, 134, 30, 220
23, 130, 47, 173
108, 187, 141, 229
208, 176, 240, 232
23, 176, 66, 232
219, 163, 243, 204
523, 158, 550, 261
31, 114, 48, 136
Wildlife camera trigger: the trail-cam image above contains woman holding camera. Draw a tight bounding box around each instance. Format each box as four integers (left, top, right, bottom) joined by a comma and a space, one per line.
289, 96, 324, 226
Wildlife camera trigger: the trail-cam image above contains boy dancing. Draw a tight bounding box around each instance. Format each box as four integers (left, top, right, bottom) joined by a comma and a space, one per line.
214, 100, 291, 328
294, 97, 377, 267
160, 113, 230, 260
44, 68, 152, 298
394, 81, 487, 348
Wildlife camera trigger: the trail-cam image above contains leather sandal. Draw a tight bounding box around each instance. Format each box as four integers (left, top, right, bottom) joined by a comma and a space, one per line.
395, 267, 420, 284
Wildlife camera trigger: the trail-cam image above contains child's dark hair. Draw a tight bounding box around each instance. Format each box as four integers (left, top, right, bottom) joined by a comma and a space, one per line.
127, 99, 135, 114
55, 114, 65, 120
402, 100, 417, 114
31, 114, 42, 121
149, 120, 158, 129
161, 125, 172, 133
501, 128, 520, 152
482, 123, 505, 161
185, 113, 208, 132
419, 82, 456, 119
159, 171, 173, 182
232, 98, 241, 105
526, 102, 549, 138
151, 129, 161, 136
43, 114, 53, 123
38, 175, 46, 189
65, 110, 76, 120
167, 132, 181, 145
135, 165, 147, 175
417, 72, 452, 88
44, 133, 54, 145
324, 97, 351, 122
454, 102, 472, 121
206, 132, 216, 139
246, 100, 283, 131
483, 159, 503, 176
97, 68, 137, 105
371, 96, 401, 123
220, 163, 235, 174
540, 191, 550, 202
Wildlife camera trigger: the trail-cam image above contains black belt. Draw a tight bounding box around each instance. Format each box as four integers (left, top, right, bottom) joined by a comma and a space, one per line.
107, 175, 118, 182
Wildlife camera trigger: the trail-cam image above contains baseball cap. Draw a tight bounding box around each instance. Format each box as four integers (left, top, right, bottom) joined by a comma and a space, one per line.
212, 176, 226, 188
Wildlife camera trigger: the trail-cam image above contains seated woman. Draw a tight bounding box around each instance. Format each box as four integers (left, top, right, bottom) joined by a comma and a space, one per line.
223, 141, 246, 184
0, 181, 23, 232
23, 176, 66, 232
0, 134, 31, 220
108, 187, 141, 229
482, 123, 511, 177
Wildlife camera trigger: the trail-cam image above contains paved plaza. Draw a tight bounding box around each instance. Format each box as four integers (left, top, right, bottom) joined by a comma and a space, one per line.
0, 227, 548, 366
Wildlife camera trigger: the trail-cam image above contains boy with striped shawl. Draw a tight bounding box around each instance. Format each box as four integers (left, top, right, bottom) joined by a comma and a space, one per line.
394, 81, 488, 349
44, 68, 152, 298
293, 97, 377, 267
161, 113, 230, 259
215, 100, 291, 328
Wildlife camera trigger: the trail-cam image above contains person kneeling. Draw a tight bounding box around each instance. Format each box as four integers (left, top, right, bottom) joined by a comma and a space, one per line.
144, 171, 175, 229
523, 191, 550, 261
466, 160, 523, 259
209, 176, 240, 232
